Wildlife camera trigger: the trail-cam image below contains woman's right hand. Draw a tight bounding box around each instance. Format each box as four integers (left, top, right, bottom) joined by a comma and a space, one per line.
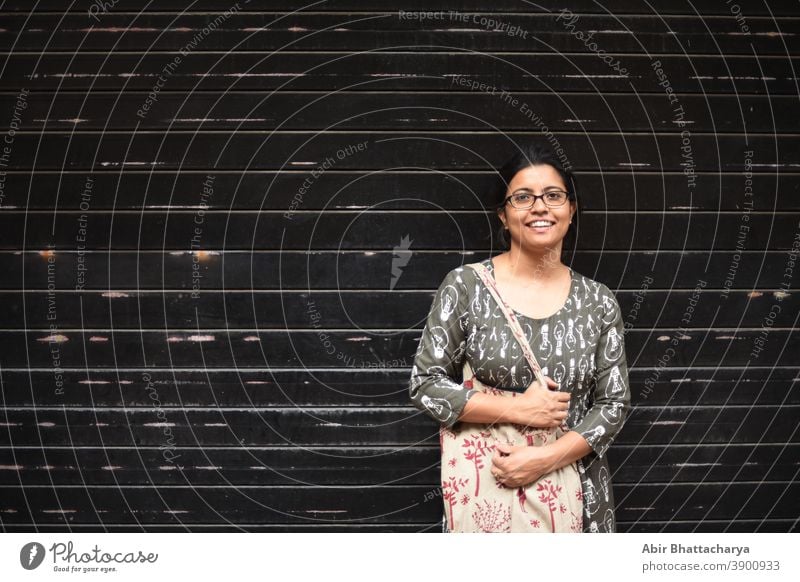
515, 376, 570, 428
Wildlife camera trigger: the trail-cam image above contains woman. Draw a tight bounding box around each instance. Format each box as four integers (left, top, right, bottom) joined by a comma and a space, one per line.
409, 142, 631, 533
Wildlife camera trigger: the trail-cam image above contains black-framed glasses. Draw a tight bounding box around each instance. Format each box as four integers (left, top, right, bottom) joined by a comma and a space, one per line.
504, 189, 571, 209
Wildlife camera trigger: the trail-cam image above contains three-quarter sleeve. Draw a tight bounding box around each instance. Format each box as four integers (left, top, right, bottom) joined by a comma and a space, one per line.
409, 267, 477, 429
571, 286, 631, 459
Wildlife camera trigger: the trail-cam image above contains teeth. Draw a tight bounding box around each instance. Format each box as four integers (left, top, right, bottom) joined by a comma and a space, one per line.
528, 221, 553, 227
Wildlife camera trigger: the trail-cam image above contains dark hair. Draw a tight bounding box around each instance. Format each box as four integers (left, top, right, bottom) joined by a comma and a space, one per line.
490, 142, 580, 252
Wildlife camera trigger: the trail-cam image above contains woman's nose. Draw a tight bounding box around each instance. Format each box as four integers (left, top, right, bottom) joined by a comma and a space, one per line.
530, 196, 549, 211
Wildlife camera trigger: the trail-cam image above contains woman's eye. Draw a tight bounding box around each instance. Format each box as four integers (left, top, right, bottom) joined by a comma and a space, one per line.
516, 194, 531, 202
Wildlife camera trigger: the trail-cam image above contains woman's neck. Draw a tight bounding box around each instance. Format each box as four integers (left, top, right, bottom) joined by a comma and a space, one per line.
496, 245, 565, 284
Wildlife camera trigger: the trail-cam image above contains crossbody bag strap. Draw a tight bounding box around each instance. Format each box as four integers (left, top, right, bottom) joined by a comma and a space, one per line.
466, 263, 548, 390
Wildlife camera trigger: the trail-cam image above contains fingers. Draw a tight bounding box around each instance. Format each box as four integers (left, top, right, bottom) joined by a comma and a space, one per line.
543, 382, 570, 421
545, 390, 570, 409
526, 378, 570, 397
544, 410, 568, 427
492, 455, 505, 472
540, 376, 571, 398
544, 376, 570, 396
491, 460, 509, 484
495, 442, 513, 454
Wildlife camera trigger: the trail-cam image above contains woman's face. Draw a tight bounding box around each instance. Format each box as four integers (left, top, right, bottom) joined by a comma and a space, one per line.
497, 164, 576, 253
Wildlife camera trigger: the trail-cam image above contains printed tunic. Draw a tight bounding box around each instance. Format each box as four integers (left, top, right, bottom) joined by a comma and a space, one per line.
409, 257, 631, 533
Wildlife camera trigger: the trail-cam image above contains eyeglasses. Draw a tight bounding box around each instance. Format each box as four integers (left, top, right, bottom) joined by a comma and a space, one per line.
504, 189, 571, 209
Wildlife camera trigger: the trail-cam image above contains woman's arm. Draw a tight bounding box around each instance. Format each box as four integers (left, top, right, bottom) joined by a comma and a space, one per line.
409, 268, 475, 428
568, 286, 632, 459
458, 377, 571, 427
491, 431, 591, 487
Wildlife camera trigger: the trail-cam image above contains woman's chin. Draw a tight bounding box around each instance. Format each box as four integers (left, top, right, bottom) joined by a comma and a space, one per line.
516, 232, 566, 251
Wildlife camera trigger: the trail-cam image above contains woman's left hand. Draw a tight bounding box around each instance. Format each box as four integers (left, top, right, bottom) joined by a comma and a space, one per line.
490, 442, 554, 488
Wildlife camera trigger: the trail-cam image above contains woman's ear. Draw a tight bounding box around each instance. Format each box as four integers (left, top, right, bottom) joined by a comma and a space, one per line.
497, 208, 507, 229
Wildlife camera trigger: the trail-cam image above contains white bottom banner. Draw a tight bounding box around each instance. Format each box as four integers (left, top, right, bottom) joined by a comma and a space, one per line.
1, 532, 797, 581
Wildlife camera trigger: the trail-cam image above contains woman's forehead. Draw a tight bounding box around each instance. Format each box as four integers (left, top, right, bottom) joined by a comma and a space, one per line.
509, 164, 565, 188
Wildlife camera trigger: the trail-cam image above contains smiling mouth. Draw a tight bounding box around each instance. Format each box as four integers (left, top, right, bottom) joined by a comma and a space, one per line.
525, 220, 556, 230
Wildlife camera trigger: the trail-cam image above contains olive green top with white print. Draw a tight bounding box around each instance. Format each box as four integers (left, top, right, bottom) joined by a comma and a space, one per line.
409, 257, 631, 533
